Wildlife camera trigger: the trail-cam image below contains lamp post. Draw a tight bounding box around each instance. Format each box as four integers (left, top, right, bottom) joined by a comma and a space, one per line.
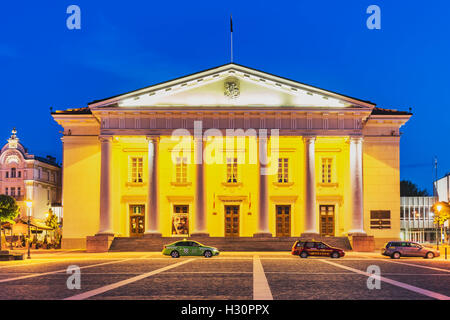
25, 201, 32, 259
436, 204, 442, 251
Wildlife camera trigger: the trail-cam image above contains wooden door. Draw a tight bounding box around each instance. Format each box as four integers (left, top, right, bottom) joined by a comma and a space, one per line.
276, 205, 291, 237
225, 205, 239, 237
319, 205, 335, 236
130, 205, 145, 237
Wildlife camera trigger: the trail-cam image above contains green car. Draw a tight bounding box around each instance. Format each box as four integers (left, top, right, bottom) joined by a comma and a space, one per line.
162, 240, 220, 258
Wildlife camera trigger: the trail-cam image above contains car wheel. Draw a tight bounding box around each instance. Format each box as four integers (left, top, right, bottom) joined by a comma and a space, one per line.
204, 250, 212, 258
391, 252, 401, 259
300, 251, 308, 258
425, 252, 434, 259
170, 250, 180, 258
331, 252, 340, 259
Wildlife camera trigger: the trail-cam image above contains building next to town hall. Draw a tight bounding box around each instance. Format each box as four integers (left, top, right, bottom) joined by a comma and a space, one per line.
0, 129, 62, 223
52, 63, 411, 251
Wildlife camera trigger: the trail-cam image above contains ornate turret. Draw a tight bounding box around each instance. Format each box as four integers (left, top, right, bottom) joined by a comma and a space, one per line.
7, 128, 19, 148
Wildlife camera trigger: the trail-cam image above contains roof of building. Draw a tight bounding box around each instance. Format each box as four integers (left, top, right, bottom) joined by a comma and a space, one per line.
87, 63, 376, 106
370, 107, 412, 116
52, 106, 412, 116
51, 107, 91, 115
1, 129, 60, 168
34, 156, 61, 168
50, 64, 411, 116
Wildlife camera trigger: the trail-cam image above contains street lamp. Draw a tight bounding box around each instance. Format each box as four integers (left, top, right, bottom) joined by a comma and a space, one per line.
25, 200, 32, 259
436, 204, 442, 251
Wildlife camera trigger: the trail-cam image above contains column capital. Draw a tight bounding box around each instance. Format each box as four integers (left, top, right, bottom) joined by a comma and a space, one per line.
146, 135, 160, 142
349, 136, 364, 143
303, 135, 316, 143
99, 135, 114, 143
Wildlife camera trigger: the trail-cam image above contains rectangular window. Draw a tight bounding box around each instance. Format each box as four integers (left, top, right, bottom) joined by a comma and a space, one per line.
11, 168, 16, 178
5, 187, 8, 195
370, 210, 391, 229
226, 158, 238, 183
130, 157, 143, 183
18, 171, 21, 178
321, 158, 332, 183
11, 187, 15, 196
5, 172, 8, 178
175, 157, 188, 183
277, 158, 289, 183
18, 187, 21, 196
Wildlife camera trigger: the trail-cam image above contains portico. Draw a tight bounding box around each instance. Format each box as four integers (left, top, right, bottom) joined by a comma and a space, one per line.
52, 63, 411, 250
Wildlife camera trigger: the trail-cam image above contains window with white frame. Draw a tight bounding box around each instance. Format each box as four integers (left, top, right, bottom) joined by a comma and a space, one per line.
321, 158, 333, 183
130, 157, 143, 183
226, 158, 238, 183
175, 157, 188, 183
278, 158, 289, 183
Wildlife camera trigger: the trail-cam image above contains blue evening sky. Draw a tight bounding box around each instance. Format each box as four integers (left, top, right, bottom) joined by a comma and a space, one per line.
0, 1, 448, 193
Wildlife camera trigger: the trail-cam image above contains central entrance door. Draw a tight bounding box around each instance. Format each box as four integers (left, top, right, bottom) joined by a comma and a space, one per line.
225, 205, 239, 237
319, 205, 335, 236
276, 205, 291, 237
130, 205, 145, 237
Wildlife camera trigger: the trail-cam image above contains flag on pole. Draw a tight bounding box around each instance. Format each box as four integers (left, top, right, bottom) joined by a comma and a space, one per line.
230, 15, 233, 32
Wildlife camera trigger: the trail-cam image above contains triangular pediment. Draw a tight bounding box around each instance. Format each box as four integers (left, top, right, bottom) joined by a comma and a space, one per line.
89, 64, 375, 110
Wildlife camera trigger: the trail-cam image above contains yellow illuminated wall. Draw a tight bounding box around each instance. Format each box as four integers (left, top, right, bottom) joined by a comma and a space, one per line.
61, 134, 402, 248
363, 136, 401, 247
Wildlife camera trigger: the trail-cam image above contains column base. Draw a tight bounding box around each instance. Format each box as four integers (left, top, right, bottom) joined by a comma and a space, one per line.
190, 232, 210, 237
348, 231, 367, 236
253, 232, 272, 238
348, 234, 374, 252
87, 234, 115, 253
301, 232, 320, 239
143, 232, 162, 238
95, 232, 115, 237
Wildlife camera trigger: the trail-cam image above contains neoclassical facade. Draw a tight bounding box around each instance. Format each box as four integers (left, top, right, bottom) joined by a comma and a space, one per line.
52, 64, 411, 249
0, 129, 62, 221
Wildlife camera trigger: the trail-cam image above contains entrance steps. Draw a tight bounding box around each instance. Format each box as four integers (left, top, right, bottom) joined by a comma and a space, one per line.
109, 236, 352, 252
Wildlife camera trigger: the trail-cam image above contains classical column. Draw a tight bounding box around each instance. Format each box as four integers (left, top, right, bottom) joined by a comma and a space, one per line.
254, 135, 271, 237
349, 137, 365, 234
192, 136, 208, 236
302, 136, 319, 236
145, 136, 161, 237
97, 136, 114, 235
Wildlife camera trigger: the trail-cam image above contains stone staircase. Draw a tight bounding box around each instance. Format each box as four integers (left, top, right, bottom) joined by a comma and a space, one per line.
109, 236, 352, 252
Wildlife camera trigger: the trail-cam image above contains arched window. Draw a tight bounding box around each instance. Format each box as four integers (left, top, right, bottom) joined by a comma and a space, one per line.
11, 168, 16, 178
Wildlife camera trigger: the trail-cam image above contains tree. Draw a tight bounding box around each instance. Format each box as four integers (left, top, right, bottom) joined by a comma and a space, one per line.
0, 195, 20, 250
45, 209, 61, 247
400, 180, 429, 196
431, 201, 450, 225
431, 201, 450, 244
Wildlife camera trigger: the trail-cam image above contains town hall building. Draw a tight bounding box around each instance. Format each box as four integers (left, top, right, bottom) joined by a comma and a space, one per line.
52, 63, 411, 250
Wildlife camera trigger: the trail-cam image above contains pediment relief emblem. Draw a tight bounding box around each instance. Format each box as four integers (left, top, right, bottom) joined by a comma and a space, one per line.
224, 77, 240, 99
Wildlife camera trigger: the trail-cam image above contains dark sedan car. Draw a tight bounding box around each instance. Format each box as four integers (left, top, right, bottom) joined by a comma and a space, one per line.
292, 240, 345, 258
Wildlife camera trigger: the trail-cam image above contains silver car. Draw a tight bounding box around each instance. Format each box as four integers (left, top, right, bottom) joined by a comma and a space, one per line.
382, 241, 440, 259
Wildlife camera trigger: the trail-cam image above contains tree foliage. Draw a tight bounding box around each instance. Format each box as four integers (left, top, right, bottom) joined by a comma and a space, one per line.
45, 209, 62, 247
431, 201, 450, 226
0, 195, 20, 249
400, 180, 429, 197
